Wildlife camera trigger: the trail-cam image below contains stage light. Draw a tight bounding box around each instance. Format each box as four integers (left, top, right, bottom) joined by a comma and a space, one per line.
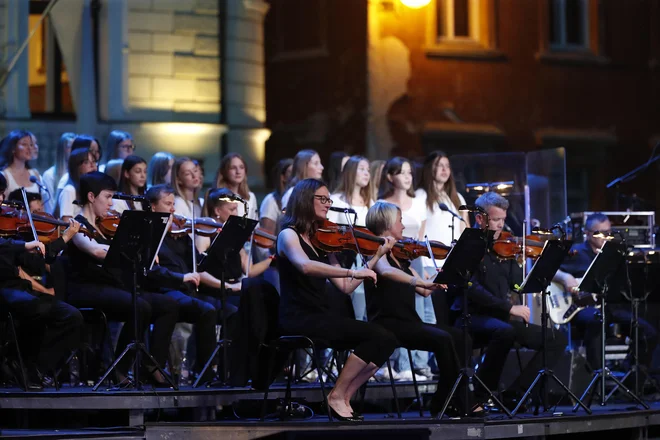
400, 0, 431, 8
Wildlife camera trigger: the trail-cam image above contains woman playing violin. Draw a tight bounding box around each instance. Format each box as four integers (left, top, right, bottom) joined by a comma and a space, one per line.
0, 173, 83, 390
277, 178, 398, 421
67, 172, 179, 386
364, 201, 469, 417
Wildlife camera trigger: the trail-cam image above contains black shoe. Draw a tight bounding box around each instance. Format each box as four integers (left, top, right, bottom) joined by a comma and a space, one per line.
326, 403, 361, 422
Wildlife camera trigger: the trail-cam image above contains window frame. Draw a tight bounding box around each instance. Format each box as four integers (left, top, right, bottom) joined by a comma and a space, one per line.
424, 0, 503, 60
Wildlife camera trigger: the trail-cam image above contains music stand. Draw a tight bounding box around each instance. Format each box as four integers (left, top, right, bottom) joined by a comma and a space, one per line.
572, 240, 649, 410
193, 215, 257, 388
512, 239, 591, 415
93, 210, 176, 391
433, 228, 513, 418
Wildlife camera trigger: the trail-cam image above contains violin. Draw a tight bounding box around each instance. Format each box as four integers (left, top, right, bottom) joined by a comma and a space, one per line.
312, 219, 450, 260
95, 210, 122, 238
252, 226, 277, 249
0, 204, 95, 243
168, 214, 223, 238
492, 231, 548, 260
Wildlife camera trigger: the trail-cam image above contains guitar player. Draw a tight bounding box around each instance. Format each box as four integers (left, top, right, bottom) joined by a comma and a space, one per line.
553, 213, 658, 384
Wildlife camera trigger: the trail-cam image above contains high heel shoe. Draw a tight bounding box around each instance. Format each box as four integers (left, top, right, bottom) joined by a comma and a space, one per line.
326, 402, 361, 422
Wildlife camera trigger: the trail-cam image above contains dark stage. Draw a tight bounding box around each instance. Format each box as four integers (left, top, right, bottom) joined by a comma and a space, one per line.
1, 380, 659, 440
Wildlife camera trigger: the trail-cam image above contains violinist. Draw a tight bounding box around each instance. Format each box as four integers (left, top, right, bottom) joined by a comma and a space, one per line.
111, 155, 147, 213
144, 184, 218, 384
452, 192, 567, 410
66, 172, 178, 386
0, 173, 83, 390
148, 185, 239, 323
552, 213, 658, 376
277, 178, 398, 421
364, 201, 468, 417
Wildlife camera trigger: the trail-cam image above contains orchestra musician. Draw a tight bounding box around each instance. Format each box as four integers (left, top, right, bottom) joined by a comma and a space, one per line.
453, 192, 567, 409
0, 173, 83, 390
66, 172, 178, 386
552, 213, 658, 377
277, 178, 398, 421
364, 201, 470, 417
144, 184, 218, 384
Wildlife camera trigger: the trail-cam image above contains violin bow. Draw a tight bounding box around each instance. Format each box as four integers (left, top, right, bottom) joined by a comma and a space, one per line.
341, 207, 368, 270
20, 188, 41, 253
423, 235, 440, 272
190, 199, 199, 293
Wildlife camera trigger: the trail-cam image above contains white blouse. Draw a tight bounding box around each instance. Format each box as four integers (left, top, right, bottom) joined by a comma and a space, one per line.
327, 193, 370, 227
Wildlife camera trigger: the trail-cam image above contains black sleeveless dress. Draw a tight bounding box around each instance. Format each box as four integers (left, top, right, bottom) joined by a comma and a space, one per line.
277, 228, 397, 367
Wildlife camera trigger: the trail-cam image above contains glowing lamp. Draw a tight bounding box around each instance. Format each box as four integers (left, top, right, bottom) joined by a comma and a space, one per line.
400, 0, 431, 8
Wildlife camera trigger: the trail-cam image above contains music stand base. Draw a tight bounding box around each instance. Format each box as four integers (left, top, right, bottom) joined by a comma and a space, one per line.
573, 368, 649, 411
93, 342, 178, 391
193, 339, 231, 388
513, 368, 591, 416
438, 368, 513, 418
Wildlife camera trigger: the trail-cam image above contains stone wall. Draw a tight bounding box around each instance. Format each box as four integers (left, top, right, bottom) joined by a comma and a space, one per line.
127, 0, 221, 117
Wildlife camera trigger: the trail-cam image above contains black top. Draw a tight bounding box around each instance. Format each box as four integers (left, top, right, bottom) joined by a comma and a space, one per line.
364, 254, 420, 323
66, 214, 122, 288
278, 228, 330, 323
452, 247, 522, 321
559, 242, 595, 278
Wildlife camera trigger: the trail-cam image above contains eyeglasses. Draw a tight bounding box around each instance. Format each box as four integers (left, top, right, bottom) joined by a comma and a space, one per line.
119, 143, 136, 151
313, 195, 333, 205
589, 230, 612, 235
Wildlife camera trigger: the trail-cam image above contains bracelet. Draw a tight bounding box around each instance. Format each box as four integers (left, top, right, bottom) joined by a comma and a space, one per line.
409, 276, 418, 287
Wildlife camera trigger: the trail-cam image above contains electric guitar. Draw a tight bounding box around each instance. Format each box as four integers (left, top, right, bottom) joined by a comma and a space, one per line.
546, 277, 599, 325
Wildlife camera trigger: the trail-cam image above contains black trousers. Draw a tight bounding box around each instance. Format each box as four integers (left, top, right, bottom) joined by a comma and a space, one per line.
67, 283, 152, 374
573, 305, 658, 370
141, 291, 179, 369
165, 290, 217, 375
374, 317, 463, 405
280, 312, 398, 367
0, 288, 83, 372
459, 314, 568, 395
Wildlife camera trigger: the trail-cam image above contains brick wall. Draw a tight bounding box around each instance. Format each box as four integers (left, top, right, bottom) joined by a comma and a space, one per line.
126, 0, 221, 116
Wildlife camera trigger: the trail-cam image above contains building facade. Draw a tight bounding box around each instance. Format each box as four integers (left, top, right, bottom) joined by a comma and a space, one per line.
0, 0, 270, 190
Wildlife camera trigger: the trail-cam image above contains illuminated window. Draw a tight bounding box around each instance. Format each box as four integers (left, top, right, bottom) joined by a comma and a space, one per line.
28, 0, 75, 117
426, 0, 500, 59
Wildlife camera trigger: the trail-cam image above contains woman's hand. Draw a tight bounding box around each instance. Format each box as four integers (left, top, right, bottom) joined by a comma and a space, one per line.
353, 268, 378, 284
25, 240, 45, 255
62, 218, 82, 242
376, 236, 396, 257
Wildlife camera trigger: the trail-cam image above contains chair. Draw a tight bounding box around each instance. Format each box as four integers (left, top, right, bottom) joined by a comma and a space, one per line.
0, 311, 30, 391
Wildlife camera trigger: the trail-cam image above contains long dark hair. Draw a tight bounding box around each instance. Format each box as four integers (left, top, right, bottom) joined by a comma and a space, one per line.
118, 155, 147, 195
54, 132, 77, 185
102, 130, 133, 165
0, 130, 35, 169
378, 156, 415, 200
421, 150, 461, 212
67, 148, 93, 195
203, 187, 235, 218
71, 135, 102, 162
287, 149, 318, 190
324, 151, 348, 193
271, 158, 293, 209
147, 151, 174, 187
281, 178, 326, 236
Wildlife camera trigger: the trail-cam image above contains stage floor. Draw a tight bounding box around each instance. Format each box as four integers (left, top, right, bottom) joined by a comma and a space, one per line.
1, 381, 659, 439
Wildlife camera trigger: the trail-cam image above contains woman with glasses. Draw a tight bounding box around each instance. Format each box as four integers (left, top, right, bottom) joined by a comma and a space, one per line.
55, 148, 98, 220
99, 130, 135, 172
277, 178, 397, 421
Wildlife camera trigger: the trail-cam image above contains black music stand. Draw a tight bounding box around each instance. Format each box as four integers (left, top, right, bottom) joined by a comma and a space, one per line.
93, 210, 176, 391
434, 228, 513, 418
572, 240, 649, 410
193, 215, 257, 388
511, 239, 591, 415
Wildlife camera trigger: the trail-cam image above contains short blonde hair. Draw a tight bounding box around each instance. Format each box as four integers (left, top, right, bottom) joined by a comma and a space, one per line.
366, 201, 400, 236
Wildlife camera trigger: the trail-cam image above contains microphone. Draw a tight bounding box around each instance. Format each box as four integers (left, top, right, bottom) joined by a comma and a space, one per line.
439, 203, 465, 222
112, 192, 147, 202
458, 204, 486, 215
217, 193, 246, 204
29, 175, 49, 194
328, 206, 357, 214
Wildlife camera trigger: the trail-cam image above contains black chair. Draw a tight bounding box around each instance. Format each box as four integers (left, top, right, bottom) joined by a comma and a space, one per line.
0, 311, 29, 391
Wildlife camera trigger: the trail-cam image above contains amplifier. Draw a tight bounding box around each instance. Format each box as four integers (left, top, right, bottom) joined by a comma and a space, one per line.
569, 211, 656, 248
